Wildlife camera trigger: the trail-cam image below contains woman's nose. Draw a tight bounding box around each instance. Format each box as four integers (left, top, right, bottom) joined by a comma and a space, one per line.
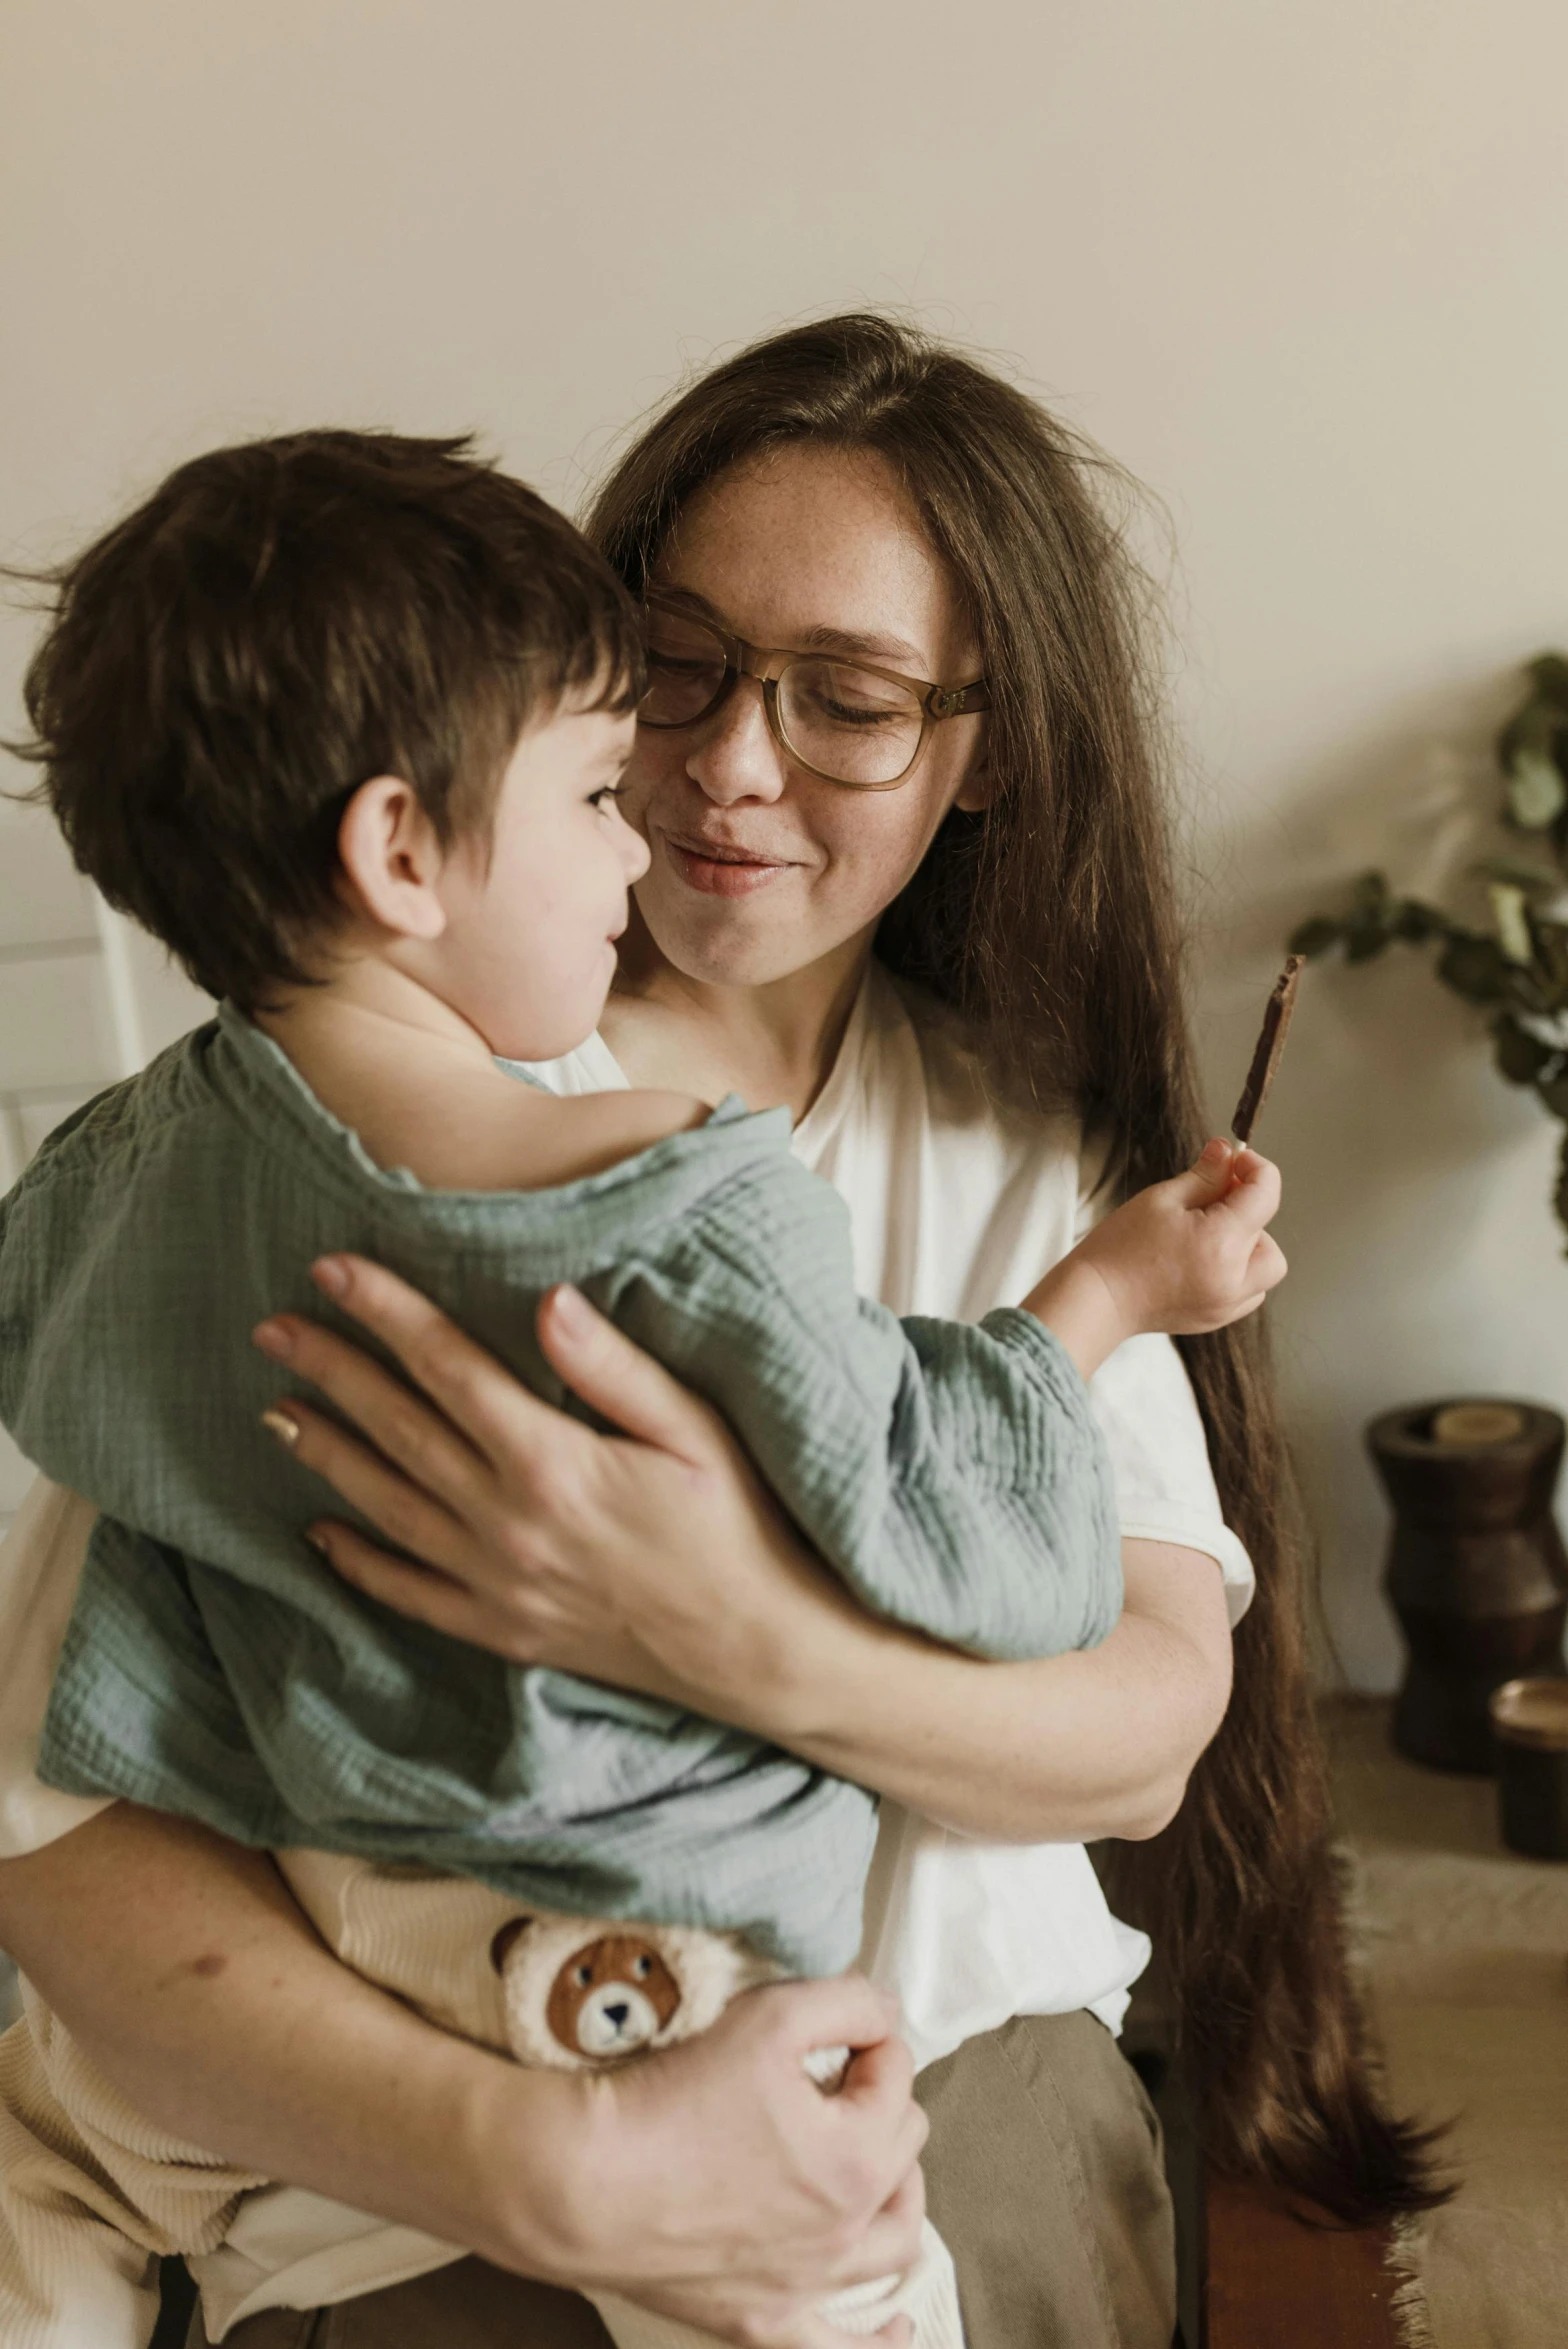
684, 675, 788, 806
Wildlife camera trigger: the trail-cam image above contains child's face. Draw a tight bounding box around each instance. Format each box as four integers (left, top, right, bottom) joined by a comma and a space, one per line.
430, 694, 646, 1061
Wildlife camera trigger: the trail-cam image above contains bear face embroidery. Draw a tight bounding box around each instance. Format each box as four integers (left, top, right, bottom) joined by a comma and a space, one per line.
489, 1910, 774, 2072
542, 1933, 683, 2062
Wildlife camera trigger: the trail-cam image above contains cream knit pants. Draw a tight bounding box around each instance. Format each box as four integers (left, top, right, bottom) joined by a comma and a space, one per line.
0, 1852, 962, 2349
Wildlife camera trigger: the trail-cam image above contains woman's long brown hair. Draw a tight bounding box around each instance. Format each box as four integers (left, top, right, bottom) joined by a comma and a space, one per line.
584, 312, 1446, 2223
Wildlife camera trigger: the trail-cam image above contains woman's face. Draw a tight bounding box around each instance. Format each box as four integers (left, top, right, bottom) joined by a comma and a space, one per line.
618, 443, 989, 991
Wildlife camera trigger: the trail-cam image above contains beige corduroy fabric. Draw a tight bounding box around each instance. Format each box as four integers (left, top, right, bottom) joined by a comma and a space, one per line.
0, 1986, 266, 2349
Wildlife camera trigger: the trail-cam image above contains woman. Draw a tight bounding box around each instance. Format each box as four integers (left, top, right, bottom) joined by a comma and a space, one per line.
0, 315, 1437, 2349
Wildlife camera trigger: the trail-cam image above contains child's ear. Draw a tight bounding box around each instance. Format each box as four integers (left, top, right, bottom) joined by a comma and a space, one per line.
336, 776, 449, 941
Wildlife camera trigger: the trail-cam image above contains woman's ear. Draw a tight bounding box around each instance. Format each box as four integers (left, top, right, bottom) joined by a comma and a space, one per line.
952, 743, 994, 815
336, 776, 449, 941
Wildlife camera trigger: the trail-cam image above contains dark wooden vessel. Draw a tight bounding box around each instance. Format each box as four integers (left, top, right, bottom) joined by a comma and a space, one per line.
1367, 1398, 1568, 1772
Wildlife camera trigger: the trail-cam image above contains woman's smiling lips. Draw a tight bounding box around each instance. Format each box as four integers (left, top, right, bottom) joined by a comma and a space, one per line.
659, 829, 799, 898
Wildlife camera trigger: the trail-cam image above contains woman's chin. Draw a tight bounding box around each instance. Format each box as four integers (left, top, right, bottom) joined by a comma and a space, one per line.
648, 921, 819, 992
636, 882, 838, 992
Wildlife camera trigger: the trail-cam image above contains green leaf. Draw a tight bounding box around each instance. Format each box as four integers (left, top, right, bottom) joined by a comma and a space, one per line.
1495, 1017, 1551, 1084
1436, 931, 1508, 1003
1472, 855, 1564, 891
1537, 924, 1568, 992
1554, 1131, 1568, 1252
1554, 1129, 1568, 1238
1507, 749, 1567, 831
1287, 915, 1344, 957
1502, 967, 1550, 1019
1498, 695, 1561, 774
1343, 916, 1393, 964
1392, 898, 1448, 943
1527, 652, 1568, 712
1489, 881, 1536, 965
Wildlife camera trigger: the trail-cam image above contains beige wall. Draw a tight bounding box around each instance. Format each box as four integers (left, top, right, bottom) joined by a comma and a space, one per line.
3, 0, 1567, 1681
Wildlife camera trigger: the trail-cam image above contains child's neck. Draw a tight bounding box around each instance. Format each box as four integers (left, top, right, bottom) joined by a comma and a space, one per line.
250, 957, 530, 1186
252, 955, 496, 1079
245, 951, 707, 1197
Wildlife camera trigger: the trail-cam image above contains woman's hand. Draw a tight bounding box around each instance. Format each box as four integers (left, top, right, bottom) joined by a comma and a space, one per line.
572, 1977, 928, 2344
0, 1811, 924, 2347
254, 1256, 831, 1713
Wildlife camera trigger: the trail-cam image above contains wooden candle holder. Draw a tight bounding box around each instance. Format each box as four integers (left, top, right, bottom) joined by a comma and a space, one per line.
1367, 1398, 1568, 1772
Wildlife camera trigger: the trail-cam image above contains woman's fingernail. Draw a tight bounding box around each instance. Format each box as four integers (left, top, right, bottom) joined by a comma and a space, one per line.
548, 1282, 591, 1334
304, 1527, 332, 1556
252, 1318, 294, 1361
261, 1407, 301, 1449
312, 1255, 350, 1299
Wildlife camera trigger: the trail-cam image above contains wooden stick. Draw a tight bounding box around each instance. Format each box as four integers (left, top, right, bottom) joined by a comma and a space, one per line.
1231, 955, 1304, 1145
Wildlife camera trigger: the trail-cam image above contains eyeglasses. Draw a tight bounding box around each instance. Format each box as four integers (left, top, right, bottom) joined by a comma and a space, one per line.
637, 592, 991, 790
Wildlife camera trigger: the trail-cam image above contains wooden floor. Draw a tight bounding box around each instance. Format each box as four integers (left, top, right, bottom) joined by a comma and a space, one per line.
1204, 2176, 1404, 2348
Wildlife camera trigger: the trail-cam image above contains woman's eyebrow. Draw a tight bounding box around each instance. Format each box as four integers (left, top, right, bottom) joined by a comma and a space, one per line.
797, 622, 928, 669
653, 584, 930, 673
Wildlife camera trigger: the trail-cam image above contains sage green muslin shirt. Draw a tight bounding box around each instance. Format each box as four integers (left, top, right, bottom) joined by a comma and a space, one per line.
0, 1009, 1120, 1976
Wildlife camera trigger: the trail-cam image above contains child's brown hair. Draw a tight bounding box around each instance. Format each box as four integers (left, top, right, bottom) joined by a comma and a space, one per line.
10, 430, 643, 1009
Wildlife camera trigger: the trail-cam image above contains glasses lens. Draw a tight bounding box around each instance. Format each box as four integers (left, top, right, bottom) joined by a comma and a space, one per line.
778, 659, 924, 786
639, 605, 728, 728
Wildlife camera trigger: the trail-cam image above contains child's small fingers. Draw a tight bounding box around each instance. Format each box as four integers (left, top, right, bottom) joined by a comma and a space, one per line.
1219, 1150, 1281, 1225
1230, 1147, 1276, 1187
1248, 1233, 1288, 1288
793, 2318, 911, 2349
1187, 1137, 1236, 1187
1207, 1285, 1272, 1329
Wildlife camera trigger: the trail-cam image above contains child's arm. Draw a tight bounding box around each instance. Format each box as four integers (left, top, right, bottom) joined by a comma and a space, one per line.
1022, 1139, 1285, 1382
491, 1085, 714, 1190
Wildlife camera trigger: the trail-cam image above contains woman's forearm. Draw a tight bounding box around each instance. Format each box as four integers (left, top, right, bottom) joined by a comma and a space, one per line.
740, 1539, 1235, 1843
0, 1806, 587, 2275
0, 1806, 925, 2328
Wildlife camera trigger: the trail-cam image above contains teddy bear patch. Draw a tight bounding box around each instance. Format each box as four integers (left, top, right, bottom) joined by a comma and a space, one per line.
546, 1931, 682, 2059
488, 1908, 777, 2071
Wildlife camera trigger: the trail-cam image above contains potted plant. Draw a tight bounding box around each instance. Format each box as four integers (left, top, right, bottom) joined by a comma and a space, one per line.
1293, 653, 1568, 1766
1291, 652, 1568, 1237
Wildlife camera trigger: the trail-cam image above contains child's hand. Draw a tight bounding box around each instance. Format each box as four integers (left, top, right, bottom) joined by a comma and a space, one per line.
1023, 1140, 1286, 1380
